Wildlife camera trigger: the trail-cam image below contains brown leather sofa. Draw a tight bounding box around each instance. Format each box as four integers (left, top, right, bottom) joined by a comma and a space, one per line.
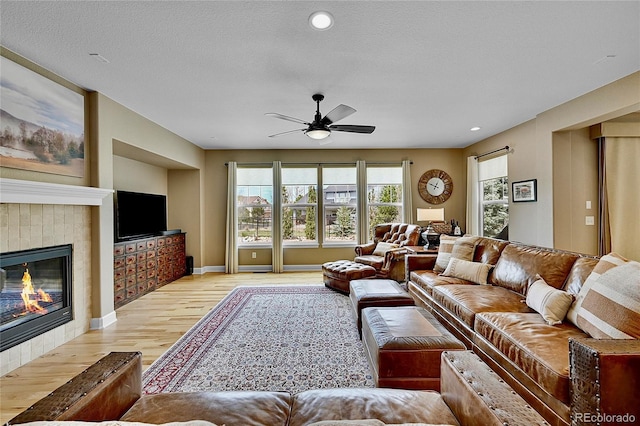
405, 236, 640, 426
354, 223, 421, 282
8, 350, 550, 426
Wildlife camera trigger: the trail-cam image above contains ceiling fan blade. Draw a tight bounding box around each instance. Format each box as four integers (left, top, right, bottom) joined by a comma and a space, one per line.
321, 104, 356, 125
265, 113, 310, 125
268, 128, 306, 138
329, 124, 376, 134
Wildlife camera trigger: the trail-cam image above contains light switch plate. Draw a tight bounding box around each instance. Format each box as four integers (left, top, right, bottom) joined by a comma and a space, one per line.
586, 216, 595, 226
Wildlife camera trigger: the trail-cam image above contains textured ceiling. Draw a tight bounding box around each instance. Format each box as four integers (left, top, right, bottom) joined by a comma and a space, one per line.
1, 1, 638, 150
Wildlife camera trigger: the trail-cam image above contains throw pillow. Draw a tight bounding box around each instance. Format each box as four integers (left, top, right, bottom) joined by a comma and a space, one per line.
450, 235, 479, 262
526, 275, 575, 325
576, 261, 640, 339
434, 235, 459, 272
566, 252, 629, 326
373, 242, 400, 256
441, 258, 492, 285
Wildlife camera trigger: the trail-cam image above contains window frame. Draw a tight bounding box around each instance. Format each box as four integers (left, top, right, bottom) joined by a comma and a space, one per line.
281, 166, 320, 248
322, 166, 358, 247
236, 167, 274, 248
477, 155, 509, 238
366, 166, 404, 240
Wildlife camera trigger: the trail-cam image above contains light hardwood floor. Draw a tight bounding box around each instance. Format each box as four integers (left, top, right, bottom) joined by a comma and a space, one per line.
0, 271, 323, 423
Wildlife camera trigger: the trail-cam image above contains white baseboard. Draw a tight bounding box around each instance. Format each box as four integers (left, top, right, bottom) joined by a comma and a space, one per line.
90, 311, 117, 330
284, 264, 323, 271
192, 265, 323, 274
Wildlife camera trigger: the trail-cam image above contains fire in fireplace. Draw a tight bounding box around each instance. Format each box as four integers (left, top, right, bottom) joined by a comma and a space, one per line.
1, 244, 73, 352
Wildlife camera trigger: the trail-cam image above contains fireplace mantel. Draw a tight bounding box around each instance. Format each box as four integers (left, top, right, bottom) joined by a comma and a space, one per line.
0, 178, 113, 206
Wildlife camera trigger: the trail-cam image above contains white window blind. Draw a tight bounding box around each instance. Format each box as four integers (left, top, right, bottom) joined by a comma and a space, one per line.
478, 155, 508, 182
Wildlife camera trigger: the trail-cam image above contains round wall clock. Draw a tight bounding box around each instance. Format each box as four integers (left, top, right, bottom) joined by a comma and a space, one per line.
418, 169, 453, 204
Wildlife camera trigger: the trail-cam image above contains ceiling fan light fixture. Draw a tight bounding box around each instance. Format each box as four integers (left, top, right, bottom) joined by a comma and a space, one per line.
306, 128, 331, 140
309, 11, 334, 31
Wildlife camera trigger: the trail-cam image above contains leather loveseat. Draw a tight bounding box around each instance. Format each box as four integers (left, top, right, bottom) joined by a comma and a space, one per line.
354, 223, 421, 282
8, 350, 550, 426
405, 235, 640, 426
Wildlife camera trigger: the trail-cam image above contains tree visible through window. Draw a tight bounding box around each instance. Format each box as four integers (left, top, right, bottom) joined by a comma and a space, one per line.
237, 167, 273, 244
367, 167, 403, 239
323, 167, 357, 243
482, 177, 508, 237
478, 155, 508, 238
282, 167, 318, 244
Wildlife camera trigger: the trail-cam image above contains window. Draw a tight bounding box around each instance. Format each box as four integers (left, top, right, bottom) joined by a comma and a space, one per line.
478, 155, 508, 238
237, 167, 273, 245
282, 167, 318, 245
323, 167, 357, 243
366, 166, 403, 239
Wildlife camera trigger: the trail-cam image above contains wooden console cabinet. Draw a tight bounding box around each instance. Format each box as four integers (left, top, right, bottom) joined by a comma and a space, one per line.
113, 233, 186, 308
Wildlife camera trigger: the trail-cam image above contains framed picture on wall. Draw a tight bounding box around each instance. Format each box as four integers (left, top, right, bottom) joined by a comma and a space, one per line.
512, 179, 537, 202
0, 56, 85, 177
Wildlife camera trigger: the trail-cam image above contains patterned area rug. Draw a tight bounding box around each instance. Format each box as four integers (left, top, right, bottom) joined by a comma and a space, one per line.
143, 285, 374, 394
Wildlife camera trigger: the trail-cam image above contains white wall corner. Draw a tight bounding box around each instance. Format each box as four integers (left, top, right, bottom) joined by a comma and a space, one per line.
90, 311, 117, 330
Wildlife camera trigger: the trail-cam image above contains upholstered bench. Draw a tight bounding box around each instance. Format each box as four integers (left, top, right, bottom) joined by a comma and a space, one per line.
349, 279, 415, 337
322, 260, 376, 294
362, 305, 465, 391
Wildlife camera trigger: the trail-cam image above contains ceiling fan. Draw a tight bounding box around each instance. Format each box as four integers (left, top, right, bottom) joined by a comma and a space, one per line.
265, 94, 375, 143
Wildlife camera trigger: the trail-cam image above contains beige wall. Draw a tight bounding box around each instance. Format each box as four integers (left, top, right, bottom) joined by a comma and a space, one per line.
465, 71, 640, 248
462, 119, 538, 244
203, 148, 465, 269
113, 155, 168, 195
88, 92, 205, 324
552, 129, 599, 255
168, 169, 203, 267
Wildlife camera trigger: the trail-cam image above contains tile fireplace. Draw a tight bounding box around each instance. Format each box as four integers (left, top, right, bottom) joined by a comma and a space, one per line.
0, 244, 73, 352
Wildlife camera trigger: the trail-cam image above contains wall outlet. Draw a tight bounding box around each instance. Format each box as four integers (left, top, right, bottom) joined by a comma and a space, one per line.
251, 252, 257, 259
585, 216, 595, 226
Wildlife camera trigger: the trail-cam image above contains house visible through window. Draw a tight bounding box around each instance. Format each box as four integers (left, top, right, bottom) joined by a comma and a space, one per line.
237, 167, 273, 245
323, 166, 357, 244
282, 167, 318, 245
235, 163, 408, 248
478, 155, 508, 238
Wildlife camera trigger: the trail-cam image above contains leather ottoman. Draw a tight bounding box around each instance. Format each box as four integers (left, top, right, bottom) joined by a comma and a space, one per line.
349, 279, 415, 337
322, 260, 377, 294
362, 306, 465, 391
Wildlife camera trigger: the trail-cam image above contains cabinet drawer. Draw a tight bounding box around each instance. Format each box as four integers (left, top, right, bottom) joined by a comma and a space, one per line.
126, 276, 137, 287
114, 245, 125, 256
114, 267, 126, 281
114, 257, 126, 269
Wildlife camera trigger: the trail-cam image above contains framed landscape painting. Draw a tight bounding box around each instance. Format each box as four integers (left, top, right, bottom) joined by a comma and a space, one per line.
512, 179, 537, 202
0, 56, 84, 177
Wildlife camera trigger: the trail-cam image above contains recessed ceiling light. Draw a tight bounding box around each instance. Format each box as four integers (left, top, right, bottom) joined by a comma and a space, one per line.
470, 126, 481, 132
309, 11, 334, 31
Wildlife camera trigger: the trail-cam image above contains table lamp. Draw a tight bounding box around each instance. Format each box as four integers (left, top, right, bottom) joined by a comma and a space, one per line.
417, 208, 445, 249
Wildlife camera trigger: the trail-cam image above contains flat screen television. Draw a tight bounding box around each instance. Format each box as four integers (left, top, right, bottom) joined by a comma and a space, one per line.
115, 190, 167, 241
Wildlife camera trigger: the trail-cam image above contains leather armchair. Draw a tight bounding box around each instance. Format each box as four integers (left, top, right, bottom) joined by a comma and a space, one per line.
354, 223, 421, 282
